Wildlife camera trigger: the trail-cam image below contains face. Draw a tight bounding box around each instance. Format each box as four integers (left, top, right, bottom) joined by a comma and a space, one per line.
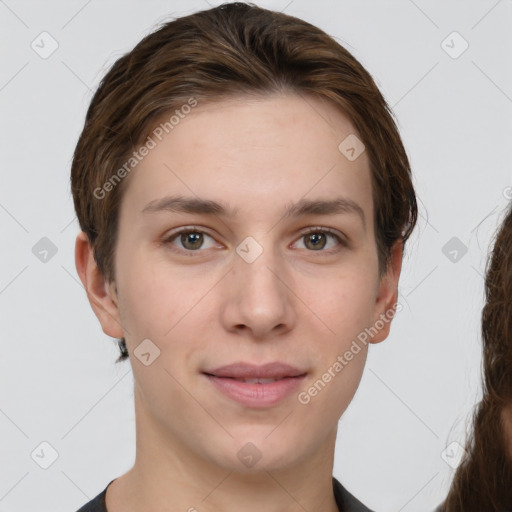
82, 92, 401, 473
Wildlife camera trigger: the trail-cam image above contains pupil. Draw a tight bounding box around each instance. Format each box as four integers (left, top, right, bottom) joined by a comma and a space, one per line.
308, 233, 325, 250
183, 232, 202, 249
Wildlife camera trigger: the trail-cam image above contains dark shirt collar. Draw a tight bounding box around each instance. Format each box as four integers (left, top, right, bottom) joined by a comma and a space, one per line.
76, 477, 374, 512
333, 477, 374, 511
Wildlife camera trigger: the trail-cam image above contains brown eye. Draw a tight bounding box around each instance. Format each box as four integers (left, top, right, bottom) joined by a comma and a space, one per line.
164, 229, 217, 253
304, 232, 327, 250
180, 231, 204, 250
295, 228, 345, 252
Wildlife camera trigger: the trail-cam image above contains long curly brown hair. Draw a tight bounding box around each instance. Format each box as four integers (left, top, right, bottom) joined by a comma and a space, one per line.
441, 204, 512, 511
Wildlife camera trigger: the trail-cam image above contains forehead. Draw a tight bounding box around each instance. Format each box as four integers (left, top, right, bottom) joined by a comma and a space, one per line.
120, 92, 373, 225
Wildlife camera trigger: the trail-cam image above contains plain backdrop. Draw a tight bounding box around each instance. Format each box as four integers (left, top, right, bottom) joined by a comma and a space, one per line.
1, 1, 512, 511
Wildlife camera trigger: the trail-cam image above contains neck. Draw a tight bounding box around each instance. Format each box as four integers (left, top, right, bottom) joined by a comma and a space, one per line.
106, 386, 340, 512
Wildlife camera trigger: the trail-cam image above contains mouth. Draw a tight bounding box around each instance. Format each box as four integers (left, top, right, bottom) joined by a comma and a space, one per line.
203, 361, 307, 380
204, 376, 295, 384
202, 362, 307, 408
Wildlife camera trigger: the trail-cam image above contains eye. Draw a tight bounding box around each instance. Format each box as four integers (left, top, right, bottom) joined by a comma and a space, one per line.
162, 227, 218, 254
162, 226, 347, 256
294, 227, 346, 252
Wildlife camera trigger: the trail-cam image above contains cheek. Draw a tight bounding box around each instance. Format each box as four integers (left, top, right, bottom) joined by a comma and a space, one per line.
115, 249, 189, 334
296, 273, 374, 395
297, 341, 368, 425
308, 271, 377, 339
115, 256, 216, 378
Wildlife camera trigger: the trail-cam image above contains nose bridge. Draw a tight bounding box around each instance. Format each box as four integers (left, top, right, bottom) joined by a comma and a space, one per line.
234, 233, 284, 297
224, 232, 293, 337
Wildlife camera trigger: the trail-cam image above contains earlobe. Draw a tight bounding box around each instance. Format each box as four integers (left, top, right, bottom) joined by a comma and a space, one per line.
369, 240, 403, 345
74, 231, 125, 339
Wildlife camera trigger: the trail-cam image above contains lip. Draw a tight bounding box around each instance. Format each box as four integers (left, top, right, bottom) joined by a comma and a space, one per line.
204, 361, 306, 379
203, 362, 307, 408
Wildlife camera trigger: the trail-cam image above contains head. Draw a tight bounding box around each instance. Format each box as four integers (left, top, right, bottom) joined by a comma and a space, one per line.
442, 203, 512, 511
73, 3, 417, 474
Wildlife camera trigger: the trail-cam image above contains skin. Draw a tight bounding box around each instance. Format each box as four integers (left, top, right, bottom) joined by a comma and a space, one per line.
76, 92, 402, 512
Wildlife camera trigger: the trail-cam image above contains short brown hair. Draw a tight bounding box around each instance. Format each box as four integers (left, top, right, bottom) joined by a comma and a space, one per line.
71, 2, 417, 362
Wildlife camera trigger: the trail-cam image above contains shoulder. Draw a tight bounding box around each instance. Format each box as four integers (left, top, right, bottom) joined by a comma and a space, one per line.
333, 477, 374, 512
74, 480, 114, 512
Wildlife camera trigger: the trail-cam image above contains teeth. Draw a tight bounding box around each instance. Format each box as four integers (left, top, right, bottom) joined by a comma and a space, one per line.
241, 378, 278, 384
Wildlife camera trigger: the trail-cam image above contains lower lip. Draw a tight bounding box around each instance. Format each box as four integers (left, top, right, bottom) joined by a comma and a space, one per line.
204, 374, 306, 408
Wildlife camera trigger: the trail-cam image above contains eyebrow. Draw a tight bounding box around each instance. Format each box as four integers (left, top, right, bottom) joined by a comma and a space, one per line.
142, 195, 366, 229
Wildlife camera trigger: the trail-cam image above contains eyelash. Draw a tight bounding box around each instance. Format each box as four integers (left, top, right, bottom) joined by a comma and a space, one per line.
161, 226, 347, 256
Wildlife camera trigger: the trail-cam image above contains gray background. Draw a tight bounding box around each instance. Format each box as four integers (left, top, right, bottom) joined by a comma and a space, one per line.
1, 0, 511, 510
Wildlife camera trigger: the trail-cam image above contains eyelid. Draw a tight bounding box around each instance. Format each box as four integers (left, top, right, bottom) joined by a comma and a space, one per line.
296, 225, 347, 243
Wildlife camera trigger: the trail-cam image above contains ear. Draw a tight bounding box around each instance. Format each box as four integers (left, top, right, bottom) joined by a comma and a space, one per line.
74, 231, 124, 338
369, 240, 403, 345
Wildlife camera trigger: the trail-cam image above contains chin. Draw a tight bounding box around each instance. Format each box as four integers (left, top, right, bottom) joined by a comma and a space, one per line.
202, 430, 304, 474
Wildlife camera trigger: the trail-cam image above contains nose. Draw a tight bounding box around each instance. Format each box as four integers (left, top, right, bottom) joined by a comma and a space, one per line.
220, 240, 297, 341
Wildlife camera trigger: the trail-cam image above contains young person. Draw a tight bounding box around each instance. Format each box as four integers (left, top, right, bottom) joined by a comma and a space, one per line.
71, 3, 417, 511
438, 204, 512, 511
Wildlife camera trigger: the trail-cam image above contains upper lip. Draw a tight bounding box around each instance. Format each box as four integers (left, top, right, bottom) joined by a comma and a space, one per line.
203, 362, 307, 379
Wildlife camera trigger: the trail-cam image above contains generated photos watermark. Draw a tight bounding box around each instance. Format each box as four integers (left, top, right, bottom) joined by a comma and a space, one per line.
297, 301, 402, 405
93, 97, 198, 200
